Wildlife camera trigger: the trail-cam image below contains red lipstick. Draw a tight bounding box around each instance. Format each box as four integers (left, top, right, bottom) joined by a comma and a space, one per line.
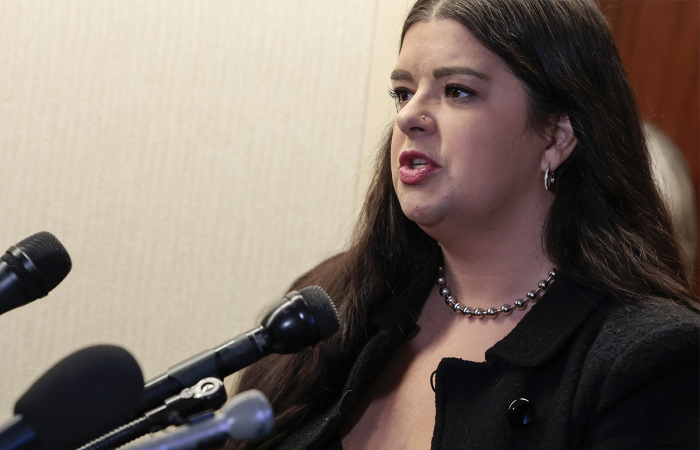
398, 150, 440, 185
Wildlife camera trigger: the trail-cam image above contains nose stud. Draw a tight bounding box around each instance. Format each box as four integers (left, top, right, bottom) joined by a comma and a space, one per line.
422, 115, 426, 119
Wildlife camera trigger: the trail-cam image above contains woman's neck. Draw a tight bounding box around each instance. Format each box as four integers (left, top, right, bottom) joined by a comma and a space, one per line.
430, 211, 554, 306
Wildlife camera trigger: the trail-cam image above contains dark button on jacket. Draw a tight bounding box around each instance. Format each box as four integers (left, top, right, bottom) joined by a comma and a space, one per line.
274, 276, 700, 450
507, 398, 535, 427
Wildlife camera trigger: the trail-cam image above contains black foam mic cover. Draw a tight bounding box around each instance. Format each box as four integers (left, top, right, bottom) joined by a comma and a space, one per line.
13, 345, 144, 450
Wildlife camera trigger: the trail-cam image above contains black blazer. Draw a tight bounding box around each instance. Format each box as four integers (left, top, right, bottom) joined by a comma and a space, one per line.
274, 276, 700, 450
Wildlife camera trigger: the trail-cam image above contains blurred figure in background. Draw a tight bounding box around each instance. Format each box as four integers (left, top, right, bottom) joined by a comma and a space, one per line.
646, 122, 697, 285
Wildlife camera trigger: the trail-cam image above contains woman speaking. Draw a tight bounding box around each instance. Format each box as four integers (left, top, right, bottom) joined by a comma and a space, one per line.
227, 0, 700, 448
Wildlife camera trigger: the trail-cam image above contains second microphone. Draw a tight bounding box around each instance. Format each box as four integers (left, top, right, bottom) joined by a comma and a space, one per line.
136, 286, 339, 414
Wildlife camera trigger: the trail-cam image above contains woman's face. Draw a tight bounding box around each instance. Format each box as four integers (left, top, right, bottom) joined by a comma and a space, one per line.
390, 19, 552, 233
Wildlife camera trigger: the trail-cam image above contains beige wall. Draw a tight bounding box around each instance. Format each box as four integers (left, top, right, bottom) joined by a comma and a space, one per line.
0, 0, 411, 421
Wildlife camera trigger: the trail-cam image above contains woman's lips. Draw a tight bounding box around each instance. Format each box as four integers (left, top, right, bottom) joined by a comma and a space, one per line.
399, 151, 440, 185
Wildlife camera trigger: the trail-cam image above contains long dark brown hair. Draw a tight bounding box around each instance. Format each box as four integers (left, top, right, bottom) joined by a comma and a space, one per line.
227, 1, 697, 448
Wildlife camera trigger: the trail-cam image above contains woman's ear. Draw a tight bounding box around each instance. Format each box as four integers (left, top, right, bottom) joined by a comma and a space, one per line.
541, 114, 578, 172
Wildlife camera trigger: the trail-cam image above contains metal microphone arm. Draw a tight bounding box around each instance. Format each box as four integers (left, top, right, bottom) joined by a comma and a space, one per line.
77, 378, 227, 450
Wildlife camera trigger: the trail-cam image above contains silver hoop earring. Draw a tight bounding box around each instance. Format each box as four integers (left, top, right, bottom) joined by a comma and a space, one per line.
544, 165, 555, 192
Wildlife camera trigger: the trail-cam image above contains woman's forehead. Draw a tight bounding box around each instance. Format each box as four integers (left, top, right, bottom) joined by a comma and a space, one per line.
395, 20, 507, 80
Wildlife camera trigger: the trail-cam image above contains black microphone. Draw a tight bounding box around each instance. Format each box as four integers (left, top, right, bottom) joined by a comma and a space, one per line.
136, 286, 340, 414
128, 390, 273, 450
0, 345, 144, 450
0, 232, 71, 316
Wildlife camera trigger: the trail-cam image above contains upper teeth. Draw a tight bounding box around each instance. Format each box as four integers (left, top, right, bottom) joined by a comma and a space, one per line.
412, 158, 427, 165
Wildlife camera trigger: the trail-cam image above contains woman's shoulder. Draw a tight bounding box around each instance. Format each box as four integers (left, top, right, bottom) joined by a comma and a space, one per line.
573, 294, 699, 448
591, 295, 700, 362
578, 292, 699, 406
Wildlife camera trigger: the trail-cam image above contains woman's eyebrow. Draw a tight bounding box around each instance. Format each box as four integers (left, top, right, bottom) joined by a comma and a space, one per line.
390, 67, 490, 82
390, 69, 413, 81
433, 66, 490, 81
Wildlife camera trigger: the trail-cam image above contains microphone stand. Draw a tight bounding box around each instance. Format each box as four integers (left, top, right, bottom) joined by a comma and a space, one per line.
76, 378, 227, 450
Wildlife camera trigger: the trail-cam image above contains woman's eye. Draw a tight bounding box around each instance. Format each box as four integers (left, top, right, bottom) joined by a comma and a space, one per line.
388, 88, 413, 110
445, 85, 474, 100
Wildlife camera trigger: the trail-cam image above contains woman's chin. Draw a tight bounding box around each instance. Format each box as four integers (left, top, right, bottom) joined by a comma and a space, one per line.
400, 201, 445, 230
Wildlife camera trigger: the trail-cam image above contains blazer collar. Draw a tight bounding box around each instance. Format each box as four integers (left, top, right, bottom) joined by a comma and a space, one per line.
486, 274, 612, 367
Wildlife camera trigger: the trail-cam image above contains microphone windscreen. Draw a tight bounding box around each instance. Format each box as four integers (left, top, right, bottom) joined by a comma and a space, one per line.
299, 286, 339, 340
14, 345, 144, 450
15, 231, 72, 292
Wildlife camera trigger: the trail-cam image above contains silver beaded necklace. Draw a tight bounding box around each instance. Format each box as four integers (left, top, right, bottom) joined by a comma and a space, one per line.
437, 267, 557, 319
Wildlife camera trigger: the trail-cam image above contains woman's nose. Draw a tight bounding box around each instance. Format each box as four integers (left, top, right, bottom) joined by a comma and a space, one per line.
394, 94, 437, 137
